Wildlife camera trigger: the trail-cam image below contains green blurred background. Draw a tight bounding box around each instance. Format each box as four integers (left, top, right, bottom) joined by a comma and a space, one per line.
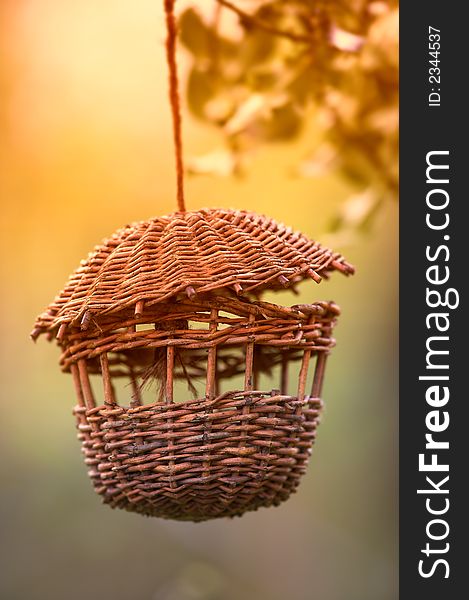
0, 1, 397, 599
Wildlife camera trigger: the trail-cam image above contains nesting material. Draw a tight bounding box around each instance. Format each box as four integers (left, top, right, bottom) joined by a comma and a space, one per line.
33, 208, 353, 521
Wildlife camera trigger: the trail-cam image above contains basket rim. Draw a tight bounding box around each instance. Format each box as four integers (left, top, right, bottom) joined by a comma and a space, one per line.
81, 388, 322, 415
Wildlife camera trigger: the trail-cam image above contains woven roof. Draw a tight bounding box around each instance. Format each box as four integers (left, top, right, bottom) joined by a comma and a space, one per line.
32, 208, 354, 337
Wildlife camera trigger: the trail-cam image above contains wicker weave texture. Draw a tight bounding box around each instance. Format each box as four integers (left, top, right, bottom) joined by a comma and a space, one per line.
75, 391, 322, 521
32, 209, 353, 338
58, 297, 338, 371
32, 208, 353, 521
66, 298, 336, 520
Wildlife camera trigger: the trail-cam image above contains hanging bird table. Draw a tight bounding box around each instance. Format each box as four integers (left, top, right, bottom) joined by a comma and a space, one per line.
32, 0, 354, 522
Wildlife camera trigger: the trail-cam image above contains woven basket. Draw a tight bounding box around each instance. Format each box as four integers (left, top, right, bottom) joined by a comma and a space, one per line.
33, 208, 353, 521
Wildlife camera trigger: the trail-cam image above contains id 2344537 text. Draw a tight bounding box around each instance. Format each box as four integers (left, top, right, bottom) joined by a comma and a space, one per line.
428, 26, 441, 107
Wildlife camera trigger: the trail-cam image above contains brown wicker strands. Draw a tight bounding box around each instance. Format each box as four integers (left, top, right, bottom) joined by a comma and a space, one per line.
69, 300, 337, 520
32, 209, 353, 521
32, 209, 353, 337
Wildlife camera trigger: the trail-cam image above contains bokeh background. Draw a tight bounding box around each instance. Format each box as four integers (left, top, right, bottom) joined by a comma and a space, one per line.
0, 1, 397, 599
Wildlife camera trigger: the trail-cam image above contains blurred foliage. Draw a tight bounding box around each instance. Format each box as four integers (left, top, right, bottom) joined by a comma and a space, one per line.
180, 0, 398, 235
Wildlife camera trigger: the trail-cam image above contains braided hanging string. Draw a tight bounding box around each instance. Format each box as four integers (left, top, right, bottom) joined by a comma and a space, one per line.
164, 0, 185, 211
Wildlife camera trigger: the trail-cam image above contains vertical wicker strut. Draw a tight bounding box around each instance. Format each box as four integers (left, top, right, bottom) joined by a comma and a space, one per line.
205, 308, 218, 400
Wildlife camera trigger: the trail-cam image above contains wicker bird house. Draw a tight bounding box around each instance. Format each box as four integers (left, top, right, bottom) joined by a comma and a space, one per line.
32, 2, 354, 521
32, 208, 353, 521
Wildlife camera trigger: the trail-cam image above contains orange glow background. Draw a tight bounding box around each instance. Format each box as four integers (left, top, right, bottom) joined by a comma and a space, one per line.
0, 2, 397, 599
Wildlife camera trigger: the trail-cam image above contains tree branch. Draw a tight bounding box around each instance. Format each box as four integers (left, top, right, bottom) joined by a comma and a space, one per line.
217, 0, 311, 43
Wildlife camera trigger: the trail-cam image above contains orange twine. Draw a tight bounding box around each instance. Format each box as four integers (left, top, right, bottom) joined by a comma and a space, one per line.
164, 0, 185, 212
